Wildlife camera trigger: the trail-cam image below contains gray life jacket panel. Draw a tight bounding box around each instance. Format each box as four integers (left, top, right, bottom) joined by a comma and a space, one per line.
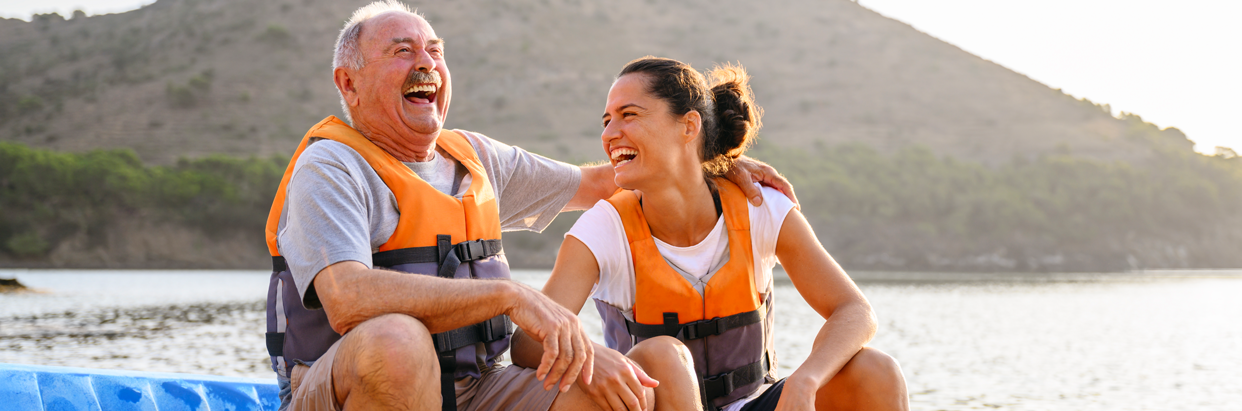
597, 294, 776, 409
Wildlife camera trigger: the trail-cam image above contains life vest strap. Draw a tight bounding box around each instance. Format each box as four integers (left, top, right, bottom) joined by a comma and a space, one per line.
265, 332, 285, 356
702, 355, 770, 403
625, 309, 763, 340
432, 315, 513, 353
369, 238, 503, 268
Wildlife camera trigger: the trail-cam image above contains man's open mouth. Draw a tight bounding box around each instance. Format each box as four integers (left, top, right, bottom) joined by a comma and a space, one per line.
403, 70, 442, 104
404, 83, 438, 104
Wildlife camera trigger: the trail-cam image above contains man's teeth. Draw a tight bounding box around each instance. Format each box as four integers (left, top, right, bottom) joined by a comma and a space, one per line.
404, 84, 437, 95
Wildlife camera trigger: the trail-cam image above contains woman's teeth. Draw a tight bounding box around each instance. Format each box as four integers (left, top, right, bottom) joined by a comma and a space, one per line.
610, 148, 637, 165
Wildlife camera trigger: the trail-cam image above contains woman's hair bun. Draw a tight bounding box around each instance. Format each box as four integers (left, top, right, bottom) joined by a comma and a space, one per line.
703, 63, 763, 176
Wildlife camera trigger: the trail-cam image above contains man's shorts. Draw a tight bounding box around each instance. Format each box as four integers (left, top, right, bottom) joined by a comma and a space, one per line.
286, 338, 560, 411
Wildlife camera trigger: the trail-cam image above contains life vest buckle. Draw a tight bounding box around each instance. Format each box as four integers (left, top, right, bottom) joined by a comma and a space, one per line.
682, 319, 721, 340
702, 371, 735, 399
455, 240, 486, 262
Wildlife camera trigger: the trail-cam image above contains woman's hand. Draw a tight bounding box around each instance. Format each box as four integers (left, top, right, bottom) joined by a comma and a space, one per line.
580, 345, 660, 411
727, 155, 799, 208
772, 375, 820, 411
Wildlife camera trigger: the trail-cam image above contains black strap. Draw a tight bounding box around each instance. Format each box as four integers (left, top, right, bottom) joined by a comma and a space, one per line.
272, 256, 288, 272
265, 332, 285, 356
439, 350, 457, 411
369, 239, 504, 274
625, 309, 763, 340
432, 315, 513, 353
702, 357, 769, 402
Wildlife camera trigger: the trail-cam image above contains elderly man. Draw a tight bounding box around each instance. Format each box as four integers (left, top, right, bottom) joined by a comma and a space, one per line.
263, 2, 794, 410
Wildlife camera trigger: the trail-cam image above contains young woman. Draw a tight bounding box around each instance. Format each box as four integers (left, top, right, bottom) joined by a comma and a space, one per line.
524, 57, 909, 411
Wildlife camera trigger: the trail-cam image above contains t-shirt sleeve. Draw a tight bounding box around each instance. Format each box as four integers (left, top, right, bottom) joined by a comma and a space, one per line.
750, 185, 797, 290
460, 130, 582, 232
565, 201, 634, 312
277, 148, 377, 309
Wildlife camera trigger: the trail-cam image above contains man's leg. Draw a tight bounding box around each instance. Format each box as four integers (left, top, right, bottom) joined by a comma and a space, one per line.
331, 313, 441, 410
814, 347, 908, 411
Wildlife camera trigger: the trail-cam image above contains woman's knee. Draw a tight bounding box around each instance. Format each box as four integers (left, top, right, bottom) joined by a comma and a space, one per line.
627, 335, 692, 366
839, 347, 906, 393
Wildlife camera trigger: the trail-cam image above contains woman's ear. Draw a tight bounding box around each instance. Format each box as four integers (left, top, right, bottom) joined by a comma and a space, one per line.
681, 110, 702, 144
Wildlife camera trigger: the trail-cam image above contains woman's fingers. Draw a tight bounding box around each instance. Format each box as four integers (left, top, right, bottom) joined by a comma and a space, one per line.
622, 362, 648, 410
580, 335, 596, 386
630, 361, 659, 388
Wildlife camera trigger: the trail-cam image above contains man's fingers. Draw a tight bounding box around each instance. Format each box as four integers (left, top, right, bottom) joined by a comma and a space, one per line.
545, 328, 574, 390
537, 330, 559, 382
737, 168, 765, 206
755, 163, 800, 208
559, 330, 587, 392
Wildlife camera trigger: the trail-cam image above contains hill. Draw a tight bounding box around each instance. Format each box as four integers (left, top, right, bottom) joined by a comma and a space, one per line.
0, 0, 1190, 165
2, 0, 1238, 272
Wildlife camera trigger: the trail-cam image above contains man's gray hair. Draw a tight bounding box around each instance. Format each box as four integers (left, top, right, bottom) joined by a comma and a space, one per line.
333, 0, 422, 123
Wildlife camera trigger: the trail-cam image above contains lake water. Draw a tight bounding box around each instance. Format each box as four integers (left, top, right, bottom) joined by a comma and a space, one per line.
1, 268, 1240, 410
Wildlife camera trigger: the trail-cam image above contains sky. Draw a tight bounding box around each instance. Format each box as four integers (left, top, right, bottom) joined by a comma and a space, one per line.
3, 0, 1238, 154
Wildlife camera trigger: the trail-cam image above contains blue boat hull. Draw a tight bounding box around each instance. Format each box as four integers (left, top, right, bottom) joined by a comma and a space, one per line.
0, 363, 279, 411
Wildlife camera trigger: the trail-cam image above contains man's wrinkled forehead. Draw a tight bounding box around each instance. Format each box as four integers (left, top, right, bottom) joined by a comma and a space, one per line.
362, 12, 441, 48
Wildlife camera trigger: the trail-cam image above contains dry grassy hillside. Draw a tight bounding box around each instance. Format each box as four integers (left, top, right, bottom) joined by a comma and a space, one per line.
0, 0, 1186, 165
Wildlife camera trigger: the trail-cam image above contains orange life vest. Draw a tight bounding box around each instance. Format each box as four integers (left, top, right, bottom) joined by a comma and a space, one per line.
263, 117, 510, 411
264, 116, 501, 255
601, 179, 776, 409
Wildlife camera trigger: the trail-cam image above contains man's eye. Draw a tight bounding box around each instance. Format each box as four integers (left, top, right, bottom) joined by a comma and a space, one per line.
397, 47, 411, 53
602, 120, 610, 128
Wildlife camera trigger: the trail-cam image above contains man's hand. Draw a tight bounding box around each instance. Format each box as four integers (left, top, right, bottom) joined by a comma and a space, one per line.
727, 155, 799, 208
580, 345, 660, 411
506, 283, 595, 392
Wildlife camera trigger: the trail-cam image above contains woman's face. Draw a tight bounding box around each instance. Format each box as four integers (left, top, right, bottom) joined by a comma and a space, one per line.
600, 74, 701, 190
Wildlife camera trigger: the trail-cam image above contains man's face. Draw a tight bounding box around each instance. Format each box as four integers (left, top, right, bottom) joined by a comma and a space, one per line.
348, 12, 451, 140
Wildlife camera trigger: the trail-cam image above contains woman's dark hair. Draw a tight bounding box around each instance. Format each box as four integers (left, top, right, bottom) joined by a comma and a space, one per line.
618, 56, 763, 177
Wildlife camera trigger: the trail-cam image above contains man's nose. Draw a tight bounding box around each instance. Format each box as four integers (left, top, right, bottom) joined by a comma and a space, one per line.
413, 49, 436, 73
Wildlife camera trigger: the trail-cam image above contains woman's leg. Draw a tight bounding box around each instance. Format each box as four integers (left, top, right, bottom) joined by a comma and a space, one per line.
627, 336, 704, 411
813, 347, 908, 411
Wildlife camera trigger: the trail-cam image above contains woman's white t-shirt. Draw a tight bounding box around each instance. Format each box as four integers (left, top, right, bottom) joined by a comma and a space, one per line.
565, 185, 796, 411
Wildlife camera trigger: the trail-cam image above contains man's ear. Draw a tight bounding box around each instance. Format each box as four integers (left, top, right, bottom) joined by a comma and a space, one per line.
682, 110, 702, 144
334, 67, 360, 108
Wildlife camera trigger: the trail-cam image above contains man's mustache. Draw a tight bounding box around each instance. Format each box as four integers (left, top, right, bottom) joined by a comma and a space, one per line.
404, 69, 442, 89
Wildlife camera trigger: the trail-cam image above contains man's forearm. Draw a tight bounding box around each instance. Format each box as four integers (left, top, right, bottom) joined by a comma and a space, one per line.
564, 163, 617, 211
314, 261, 517, 335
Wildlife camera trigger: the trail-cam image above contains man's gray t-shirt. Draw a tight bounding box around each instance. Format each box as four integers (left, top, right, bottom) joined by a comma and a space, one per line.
276, 129, 581, 308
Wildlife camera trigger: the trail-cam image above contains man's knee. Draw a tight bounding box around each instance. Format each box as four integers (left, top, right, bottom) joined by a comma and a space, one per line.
340, 314, 439, 382
627, 335, 693, 366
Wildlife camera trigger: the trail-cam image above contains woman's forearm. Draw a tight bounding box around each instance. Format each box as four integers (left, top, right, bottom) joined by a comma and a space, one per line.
786, 301, 877, 389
